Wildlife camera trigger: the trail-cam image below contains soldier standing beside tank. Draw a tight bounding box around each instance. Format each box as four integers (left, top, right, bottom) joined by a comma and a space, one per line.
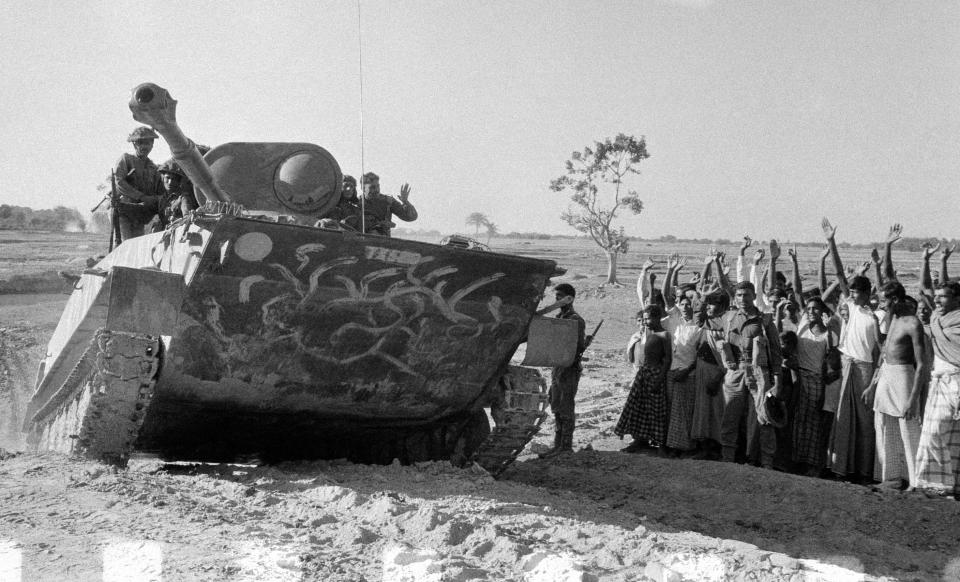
359, 172, 418, 236
538, 283, 588, 458
113, 127, 163, 241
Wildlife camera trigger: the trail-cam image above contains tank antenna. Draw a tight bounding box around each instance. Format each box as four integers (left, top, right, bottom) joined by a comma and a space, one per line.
357, 0, 366, 233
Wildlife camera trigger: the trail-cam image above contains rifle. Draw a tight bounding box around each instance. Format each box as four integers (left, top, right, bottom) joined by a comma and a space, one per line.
109, 170, 122, 251
584, 319, 604, 349
91, 195, 109, 214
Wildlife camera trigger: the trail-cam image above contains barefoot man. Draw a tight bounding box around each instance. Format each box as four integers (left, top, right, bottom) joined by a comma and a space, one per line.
863, 281, 926, 490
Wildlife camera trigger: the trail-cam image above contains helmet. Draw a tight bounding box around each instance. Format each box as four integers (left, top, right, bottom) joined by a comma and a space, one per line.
158, 160, 185, 178
127, 126, 159, 142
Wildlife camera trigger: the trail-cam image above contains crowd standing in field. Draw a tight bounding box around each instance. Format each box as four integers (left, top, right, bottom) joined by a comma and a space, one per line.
594, 220, 960, 497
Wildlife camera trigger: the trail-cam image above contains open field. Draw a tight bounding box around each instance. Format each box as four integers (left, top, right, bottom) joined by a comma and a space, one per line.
1, 229, 958, 581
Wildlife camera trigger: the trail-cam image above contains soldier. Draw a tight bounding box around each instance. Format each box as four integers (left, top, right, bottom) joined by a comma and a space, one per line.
317, 175, 362, 230
155, 160, 197, 229
113, 126, 163, 241
539, 283, 588, 458
359, 172, 418, 236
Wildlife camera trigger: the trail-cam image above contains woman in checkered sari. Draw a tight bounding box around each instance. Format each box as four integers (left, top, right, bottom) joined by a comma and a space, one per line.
616, 305, 672, 449
791, 297, 837, 475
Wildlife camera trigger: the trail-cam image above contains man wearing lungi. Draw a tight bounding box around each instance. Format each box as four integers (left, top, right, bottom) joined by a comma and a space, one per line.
915, 281, 960, 497
822, 218, 881, 482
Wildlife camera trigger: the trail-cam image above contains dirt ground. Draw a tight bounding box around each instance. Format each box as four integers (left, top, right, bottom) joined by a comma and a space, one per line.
1, 232, 959, 581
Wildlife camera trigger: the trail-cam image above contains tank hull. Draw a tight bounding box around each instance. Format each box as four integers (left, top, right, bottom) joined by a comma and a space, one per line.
28, 213, 557, 464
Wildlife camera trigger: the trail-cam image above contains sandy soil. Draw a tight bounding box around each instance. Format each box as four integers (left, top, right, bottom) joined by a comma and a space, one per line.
2, 238, 959, 581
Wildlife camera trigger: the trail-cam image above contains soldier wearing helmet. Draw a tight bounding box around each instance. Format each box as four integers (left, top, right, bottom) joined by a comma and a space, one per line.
153, 160, 198, 230
113, 126, 163, 240
359, 172, 417, 237
316, 174, 362, 231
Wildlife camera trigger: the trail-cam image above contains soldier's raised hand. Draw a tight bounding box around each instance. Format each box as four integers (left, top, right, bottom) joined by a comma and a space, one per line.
922, 241, 942, 260
870, 247, 881, 264
740, 235, 753, 255
752, 248, 765, 265
641, 258, 656, 271
787, 245, 798, 261
398, 183, 412, 203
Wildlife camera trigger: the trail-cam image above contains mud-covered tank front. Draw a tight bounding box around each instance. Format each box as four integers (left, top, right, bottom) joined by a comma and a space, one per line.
136, 213, 557, 461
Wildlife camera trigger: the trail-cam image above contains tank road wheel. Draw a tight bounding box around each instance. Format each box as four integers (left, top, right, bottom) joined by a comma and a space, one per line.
30, 330, 160, 466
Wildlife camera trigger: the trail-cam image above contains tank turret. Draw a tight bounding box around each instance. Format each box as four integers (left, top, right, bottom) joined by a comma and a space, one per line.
130, 83, 342, 221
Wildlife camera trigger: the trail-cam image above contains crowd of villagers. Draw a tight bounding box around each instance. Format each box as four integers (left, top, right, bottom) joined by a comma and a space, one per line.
614, 218, 960, 497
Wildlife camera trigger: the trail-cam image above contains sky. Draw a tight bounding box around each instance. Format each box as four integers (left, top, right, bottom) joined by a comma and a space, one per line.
0, 0, 958, 243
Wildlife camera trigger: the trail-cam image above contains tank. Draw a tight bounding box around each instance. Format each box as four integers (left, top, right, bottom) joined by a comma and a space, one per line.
23, 83, 573, 475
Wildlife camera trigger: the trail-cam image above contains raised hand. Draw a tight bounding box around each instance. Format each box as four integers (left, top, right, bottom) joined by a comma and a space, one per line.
676, 255, 687, 270
740, 235, 753, 255
886, 223, 903, 245
870, 247, 881, 264
641, 258, 656, 271
666, 253, 678, 270
922, 241, 942, 260
942, 244, 955, 261
819, 245, 830, 261
704, 249, 716, 265
821, 217, 836, 240
398, 183, 412, 203
769, 239, 781, 261
856, 261, 871, 276
752, 248, 765, 264
787, 245, 798, 261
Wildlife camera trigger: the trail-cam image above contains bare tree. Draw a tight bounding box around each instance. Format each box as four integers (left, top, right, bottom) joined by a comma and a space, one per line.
485, 222, 498, 245
550, 134, 648, 285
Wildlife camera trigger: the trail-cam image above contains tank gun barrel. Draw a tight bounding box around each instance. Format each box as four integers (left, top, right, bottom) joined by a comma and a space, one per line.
128, 83, 230, 204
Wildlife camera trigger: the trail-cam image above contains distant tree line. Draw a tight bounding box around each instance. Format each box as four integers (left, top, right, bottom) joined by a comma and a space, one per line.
648, 234, 959, 252
0, 205, 86, 232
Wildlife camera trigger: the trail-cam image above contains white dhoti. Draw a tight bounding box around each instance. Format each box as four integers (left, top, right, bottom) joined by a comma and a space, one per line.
873, 363, 922, 487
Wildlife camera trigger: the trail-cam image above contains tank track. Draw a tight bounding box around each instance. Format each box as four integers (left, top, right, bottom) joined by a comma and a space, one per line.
473, 365, 549, 477
31, 330, 160, 465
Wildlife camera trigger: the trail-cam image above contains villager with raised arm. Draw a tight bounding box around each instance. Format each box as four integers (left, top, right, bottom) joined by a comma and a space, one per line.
822, 217, 881, 483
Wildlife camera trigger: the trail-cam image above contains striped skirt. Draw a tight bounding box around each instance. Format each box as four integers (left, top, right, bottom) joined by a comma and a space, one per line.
691, 359, 725, 442
792, 369, 826, 467
916, 371, 960, 493
666, 371, 698, 450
